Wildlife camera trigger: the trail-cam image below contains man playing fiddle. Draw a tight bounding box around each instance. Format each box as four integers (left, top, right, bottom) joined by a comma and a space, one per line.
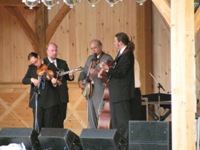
22, 52, 59, 132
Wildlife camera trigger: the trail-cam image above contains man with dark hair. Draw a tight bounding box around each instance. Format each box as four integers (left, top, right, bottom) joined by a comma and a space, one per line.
22, 52, 58, 132
78, 39, 113, 128
99, 32, 135, 140
44, 43, 74, 128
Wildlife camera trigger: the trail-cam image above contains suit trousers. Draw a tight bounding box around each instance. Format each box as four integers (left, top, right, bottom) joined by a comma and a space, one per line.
110, 100, 131, 139
33, 105, 58, 132
55, 102, 67, 128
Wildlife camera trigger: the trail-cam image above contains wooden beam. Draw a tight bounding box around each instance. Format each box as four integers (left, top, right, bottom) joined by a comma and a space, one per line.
136, 0, 153, 94
0, 0, 24, 6
36, 5, 48, 57
171, 0, 196, 150
151, 0, 170, 27
195, 7, 200, 36
5, 6, 40, 54
46, 4, 71, 43
0, 97, 30, 127
0, 88, 29, 121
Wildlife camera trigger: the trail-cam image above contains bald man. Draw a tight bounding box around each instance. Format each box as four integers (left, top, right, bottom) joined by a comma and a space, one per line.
43, 43, 74, 128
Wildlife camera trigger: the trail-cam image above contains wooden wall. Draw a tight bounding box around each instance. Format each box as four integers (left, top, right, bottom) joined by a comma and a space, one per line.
1, 0, 199, 142
0, 83, 87, 135
0, 0, 151, 136
0, 1, 137, 82
152, 5, 171, 93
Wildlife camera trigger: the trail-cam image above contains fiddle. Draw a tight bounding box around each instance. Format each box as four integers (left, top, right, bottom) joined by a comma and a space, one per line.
36, 64, 54, 80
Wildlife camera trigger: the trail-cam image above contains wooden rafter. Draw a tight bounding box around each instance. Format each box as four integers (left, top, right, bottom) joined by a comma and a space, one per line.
5, 6, 40, 54
151, 0, 171, 27
36, 5, 48, 57
46, 4, 71, 43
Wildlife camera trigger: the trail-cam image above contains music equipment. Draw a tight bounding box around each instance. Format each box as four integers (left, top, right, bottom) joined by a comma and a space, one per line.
82, 79, 93, 97
142, 93, 171, 102
38, 128, 82, 150
142, 93, 171, 120
0, 128, 41, 150
80, 129, 127, 150
56, 66, 84, 77
129, 121, 171, 150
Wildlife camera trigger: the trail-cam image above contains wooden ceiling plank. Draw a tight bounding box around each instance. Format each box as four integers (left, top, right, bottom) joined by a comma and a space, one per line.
195, 7, 200, 36
0, 0, 24, 6
151, 0, 171, 26
46, 4, 71, 43
5, 6, 40, 54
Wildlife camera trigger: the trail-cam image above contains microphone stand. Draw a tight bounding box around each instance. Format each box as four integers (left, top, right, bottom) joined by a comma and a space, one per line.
30, 76, 43, 133
149, 73, 165, 121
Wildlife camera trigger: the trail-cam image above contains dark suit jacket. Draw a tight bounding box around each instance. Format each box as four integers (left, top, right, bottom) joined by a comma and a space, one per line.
43, 57, 74, 103
22, 64, 58, 108
107, 49, 135, 103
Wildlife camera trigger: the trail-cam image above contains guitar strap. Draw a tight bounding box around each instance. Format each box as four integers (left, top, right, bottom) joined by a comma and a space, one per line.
94, 51, 105, 68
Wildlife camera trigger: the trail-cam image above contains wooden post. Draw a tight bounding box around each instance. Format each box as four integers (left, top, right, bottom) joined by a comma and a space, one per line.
171, 0, 196, 149
36, 5, 48, 58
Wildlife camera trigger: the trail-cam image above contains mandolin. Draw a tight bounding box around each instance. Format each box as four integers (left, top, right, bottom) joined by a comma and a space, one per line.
56, 66, 83, 77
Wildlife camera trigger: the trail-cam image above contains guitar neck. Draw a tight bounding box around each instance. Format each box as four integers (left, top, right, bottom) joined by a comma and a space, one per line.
59, 70, 70, 76
58, 67, 83, 77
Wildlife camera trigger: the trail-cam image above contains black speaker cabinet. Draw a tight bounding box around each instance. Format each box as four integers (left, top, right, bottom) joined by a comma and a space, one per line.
129, 121, 171, 150
80, 129, 127, 150
0, 128, 41, 150
38, 128, 82, 150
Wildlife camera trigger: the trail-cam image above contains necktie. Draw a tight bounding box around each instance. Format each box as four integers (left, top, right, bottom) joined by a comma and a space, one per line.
116, 52, 121, 59
53, 61, 57, 67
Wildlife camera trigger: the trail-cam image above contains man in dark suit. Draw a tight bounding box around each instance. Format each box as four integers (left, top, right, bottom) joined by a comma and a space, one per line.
44, 43, 74, 128
22, 52, 59, 132
99, 32, 135, 140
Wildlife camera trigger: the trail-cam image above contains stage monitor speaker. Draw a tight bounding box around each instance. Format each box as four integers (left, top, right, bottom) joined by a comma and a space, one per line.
38, 128, 82, 150
129, 121, 171, 150
0, 128, 41, 150
80, 129, 127, 150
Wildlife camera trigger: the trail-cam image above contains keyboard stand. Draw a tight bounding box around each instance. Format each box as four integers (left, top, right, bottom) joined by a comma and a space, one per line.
142, 97, 171, 121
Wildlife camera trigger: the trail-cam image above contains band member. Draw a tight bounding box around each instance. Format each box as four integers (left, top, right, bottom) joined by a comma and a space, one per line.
44, 43, 74, 128
99, 32, 135, 140
78, 39, 113, 128
22, 52, 58, 132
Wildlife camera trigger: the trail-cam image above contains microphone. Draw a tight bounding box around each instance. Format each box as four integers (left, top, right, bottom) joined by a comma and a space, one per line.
92, 53, 98, 61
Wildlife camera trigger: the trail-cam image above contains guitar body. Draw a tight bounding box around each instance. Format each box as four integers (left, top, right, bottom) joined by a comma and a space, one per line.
82, 80, 93, 97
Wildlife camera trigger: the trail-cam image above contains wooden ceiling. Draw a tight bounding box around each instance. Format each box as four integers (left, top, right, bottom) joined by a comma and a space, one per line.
1, 0, 200, 54
0, 0, 71, 56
